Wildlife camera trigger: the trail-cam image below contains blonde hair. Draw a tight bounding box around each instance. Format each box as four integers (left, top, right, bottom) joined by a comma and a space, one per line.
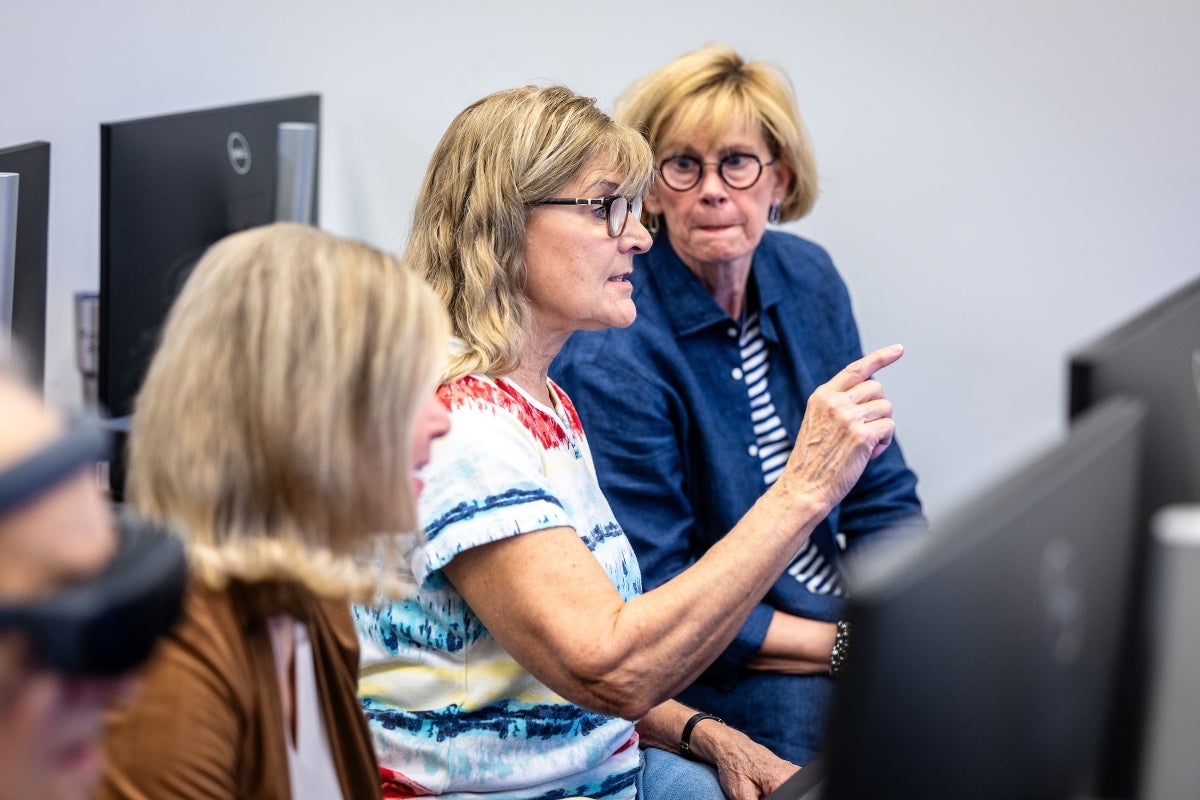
404, 85, 654, 383
127, 223, 449, 603
615, 43, 819, 222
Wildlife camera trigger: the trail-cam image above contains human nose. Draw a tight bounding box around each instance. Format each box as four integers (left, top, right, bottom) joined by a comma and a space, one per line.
620, 211, 653, 253
695, 161, 730, 200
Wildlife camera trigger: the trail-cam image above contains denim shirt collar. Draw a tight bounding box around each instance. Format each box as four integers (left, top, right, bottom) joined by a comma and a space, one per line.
643, 231, 788, 343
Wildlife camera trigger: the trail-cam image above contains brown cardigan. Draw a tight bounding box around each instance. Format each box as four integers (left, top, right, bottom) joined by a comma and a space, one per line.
101, 581, 383, 800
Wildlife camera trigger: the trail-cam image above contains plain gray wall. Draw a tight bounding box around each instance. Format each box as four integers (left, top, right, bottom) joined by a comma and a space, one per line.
2, 0, 1197, 520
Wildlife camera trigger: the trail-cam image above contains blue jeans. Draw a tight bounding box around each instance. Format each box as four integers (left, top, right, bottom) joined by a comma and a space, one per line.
636, 747, 727, 800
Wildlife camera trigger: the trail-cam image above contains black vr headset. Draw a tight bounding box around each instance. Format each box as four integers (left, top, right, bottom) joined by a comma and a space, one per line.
0, 418, 187, 677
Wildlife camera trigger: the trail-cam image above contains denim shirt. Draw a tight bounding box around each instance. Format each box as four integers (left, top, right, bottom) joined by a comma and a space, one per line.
551, 230, 924, 686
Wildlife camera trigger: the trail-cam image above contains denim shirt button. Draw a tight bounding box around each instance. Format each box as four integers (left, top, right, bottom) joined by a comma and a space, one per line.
726, 326, 739, 338
731, 367, 743, 380
748, 445, 759, 457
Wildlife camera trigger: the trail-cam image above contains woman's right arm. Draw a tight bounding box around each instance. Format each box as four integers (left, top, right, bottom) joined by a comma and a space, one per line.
443, 345, 904, 719
554, 341, 776, 683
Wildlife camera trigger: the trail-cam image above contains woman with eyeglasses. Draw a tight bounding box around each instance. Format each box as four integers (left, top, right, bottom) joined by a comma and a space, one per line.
354, 84, 904, 800
551, 44, 926, 767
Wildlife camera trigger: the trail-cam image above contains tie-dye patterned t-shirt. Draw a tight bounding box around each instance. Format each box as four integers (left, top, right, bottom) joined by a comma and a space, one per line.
354, 375, 644, 800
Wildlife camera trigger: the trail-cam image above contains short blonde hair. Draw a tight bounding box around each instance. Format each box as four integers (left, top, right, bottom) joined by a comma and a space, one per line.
127, 223, 449, 602
615, 43, 818, 222
405, 85, 654, 382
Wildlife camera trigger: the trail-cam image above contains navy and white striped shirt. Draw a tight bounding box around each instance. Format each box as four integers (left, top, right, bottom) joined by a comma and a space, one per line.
739, 310, 843, 596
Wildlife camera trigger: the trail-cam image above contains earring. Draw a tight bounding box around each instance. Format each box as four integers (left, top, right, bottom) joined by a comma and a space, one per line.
768, 203, 782, 225
647, 213, 660, 236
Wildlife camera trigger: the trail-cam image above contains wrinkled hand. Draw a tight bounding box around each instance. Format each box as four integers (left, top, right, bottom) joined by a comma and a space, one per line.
779, 344, 904, 510
709, 725, 800, 800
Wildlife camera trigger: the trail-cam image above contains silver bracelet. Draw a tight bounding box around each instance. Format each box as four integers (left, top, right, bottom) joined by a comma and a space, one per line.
829, 619, 851, 679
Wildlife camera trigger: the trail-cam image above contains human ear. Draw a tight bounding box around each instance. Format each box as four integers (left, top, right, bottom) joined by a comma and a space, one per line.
644, 184, 664, 215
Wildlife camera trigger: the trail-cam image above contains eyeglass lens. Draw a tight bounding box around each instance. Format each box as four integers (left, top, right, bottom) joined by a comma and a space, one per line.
605, 195, 644, 237
658, 154, 766, 192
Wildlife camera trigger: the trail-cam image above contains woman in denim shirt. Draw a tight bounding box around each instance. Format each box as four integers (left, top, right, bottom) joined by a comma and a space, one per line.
552, 44, 925, 766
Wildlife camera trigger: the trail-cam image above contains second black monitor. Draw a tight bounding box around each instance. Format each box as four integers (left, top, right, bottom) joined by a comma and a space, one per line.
99, 93, 320, 420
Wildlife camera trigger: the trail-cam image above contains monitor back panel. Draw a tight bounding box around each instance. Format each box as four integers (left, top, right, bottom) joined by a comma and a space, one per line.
99, 95, 319, 419
825, 397, 1145, 800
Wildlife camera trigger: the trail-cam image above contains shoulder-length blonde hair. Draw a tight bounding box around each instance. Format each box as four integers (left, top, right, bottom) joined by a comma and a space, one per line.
127, 223, 448, 603
615, 43, 819, 222
405, 85, 654, 383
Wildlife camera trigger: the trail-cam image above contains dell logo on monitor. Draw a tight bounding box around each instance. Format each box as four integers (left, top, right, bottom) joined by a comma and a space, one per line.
1039, 536, 1085, 666
226, 132, 251, 175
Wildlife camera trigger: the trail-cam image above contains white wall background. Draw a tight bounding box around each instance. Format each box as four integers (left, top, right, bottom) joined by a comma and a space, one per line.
3, 0, 1197, 521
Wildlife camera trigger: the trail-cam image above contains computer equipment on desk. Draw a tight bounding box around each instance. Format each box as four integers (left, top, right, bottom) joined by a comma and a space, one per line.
98, 94, 320, 498
1067, 275, 1200, 796
764, 753, 827, 800
0, 141, 50, 389
804, 396, 1145, 800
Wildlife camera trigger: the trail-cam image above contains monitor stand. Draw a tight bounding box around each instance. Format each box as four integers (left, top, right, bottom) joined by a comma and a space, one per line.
1138, 505, 1200, 799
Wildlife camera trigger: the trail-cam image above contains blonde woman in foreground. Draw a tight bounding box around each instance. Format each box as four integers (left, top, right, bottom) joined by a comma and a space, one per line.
101, 223, 450, 800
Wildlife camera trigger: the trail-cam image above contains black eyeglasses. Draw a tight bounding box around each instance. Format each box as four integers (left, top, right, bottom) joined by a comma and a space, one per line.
532, 194, 644, 238
657, 152, 777, 192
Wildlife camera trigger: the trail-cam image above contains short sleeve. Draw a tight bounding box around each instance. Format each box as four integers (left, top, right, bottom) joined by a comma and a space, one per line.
414, 378, 574, 590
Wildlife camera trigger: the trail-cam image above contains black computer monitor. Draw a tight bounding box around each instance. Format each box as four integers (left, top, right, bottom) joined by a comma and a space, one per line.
1067, 275, 1200, 796
822, 396, 1145, 800
1069, 275, 1200, 520
99, 94, 320, 422
0, 141, 50, 388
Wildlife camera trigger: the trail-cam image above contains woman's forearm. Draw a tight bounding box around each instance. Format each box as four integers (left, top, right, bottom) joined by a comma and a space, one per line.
441, 484, 826, 720
745, 610, 836, 675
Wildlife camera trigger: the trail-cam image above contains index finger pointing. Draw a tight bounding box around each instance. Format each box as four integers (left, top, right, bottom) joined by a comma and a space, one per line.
828, 344, 904, 391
